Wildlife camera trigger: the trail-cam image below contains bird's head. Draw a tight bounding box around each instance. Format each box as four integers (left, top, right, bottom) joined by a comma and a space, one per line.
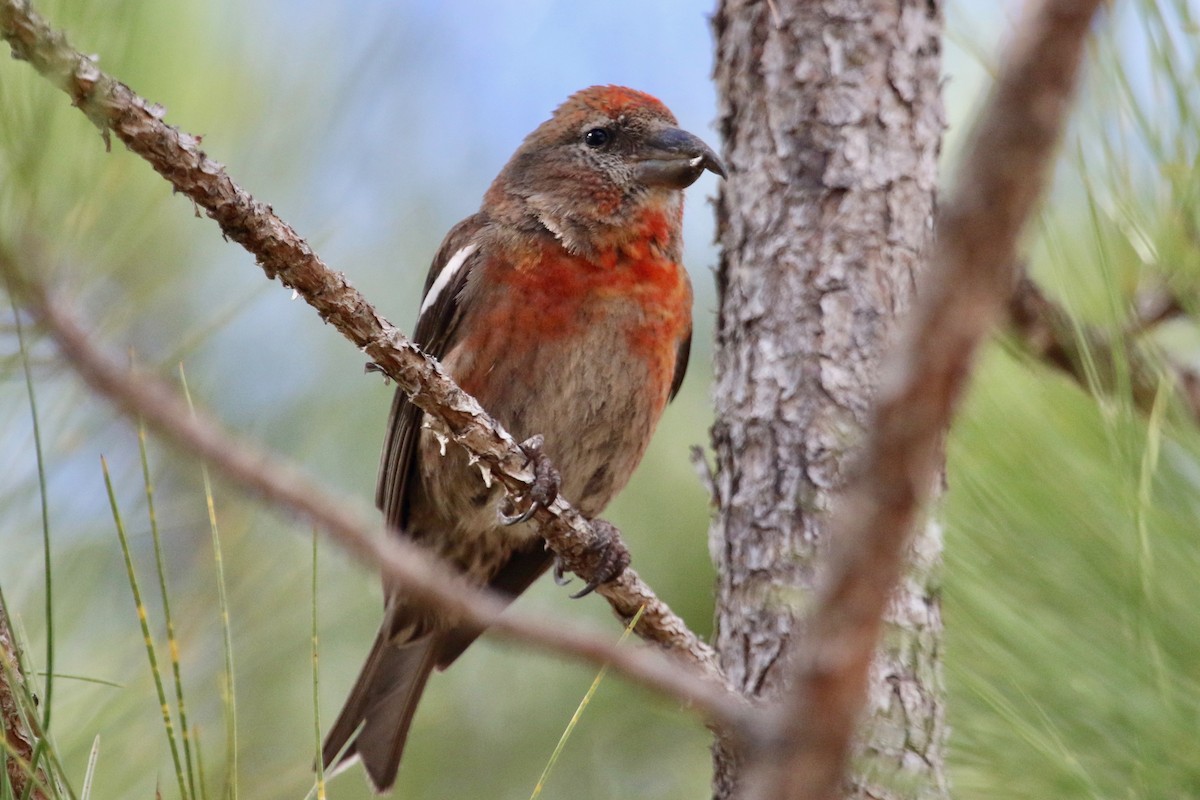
487, 85, 726, 255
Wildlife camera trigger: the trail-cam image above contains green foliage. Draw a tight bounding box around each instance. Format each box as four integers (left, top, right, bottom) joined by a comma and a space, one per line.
944, 1, 1200, 796
946, 347, 1200, 797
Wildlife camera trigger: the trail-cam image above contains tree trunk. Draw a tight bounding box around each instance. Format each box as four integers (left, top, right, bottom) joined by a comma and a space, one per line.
709, 2, 947, 798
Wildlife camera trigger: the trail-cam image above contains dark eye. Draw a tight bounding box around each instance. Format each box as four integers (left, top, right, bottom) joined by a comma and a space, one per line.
584, 128, 611, 148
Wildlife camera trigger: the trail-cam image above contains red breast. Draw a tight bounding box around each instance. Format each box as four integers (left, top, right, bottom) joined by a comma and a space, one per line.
460, 209, 690, 413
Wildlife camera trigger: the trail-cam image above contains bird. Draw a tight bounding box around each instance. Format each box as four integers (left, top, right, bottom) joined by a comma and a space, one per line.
321, 85, 725, 793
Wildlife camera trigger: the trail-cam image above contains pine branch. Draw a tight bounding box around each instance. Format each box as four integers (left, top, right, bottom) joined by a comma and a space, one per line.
1, 266, 752, 738
1007, 274, 1200, 423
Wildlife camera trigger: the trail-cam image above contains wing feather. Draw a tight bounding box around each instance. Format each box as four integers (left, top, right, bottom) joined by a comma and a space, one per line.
376, 214, 488, 532
668, 328, 691, 402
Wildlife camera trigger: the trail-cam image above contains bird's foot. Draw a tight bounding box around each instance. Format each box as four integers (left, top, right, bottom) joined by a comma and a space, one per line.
554, 519, 631, 599
498, 435, 560, 526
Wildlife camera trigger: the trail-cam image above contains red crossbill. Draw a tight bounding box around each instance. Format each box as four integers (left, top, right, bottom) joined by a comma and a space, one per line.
322, 85, 724, 792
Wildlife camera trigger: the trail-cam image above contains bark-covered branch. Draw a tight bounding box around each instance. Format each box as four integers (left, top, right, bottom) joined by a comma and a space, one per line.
0, 269, 752, 737
743, 1, 1107, 798
0, 0, 718, 676
1008, 274, 1200, 422
0, 593, 50, 800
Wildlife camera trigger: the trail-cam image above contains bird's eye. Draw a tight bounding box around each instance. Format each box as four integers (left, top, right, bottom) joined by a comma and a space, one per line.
584, 128, 611, 148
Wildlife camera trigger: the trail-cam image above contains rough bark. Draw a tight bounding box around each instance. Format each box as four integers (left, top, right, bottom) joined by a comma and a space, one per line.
709, 2, 946, 797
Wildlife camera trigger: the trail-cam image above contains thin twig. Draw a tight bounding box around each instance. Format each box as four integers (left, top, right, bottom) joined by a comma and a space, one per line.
1007, 274, 1200, 423
743, 1, 1109, 798
0, 0, 718, 676
4, 273, 751, 739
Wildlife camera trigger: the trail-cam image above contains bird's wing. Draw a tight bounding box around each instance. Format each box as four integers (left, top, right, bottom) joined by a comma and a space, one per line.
669, 327, 691, 402
433, 538, 551, 668
376, 213, 489, 532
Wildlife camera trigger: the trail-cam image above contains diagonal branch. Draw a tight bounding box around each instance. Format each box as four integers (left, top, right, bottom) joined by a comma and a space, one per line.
1007, 273, 1200, 423
1, 268, 752, 737
743, 1, 1108, 798
0, 0, 717, 676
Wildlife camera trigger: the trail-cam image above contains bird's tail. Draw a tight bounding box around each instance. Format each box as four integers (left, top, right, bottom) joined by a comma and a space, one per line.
321, 627, 438, 793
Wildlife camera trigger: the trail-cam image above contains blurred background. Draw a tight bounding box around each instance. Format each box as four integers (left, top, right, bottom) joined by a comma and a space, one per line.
2, 0, 1200, 798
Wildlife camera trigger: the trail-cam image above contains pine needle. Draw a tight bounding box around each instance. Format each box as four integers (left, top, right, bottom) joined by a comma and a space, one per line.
528, 606, 645, 800
78, 737, 99, 800
11, 296, 53, 800
310, 529, 326, 800
101, 457, 189, 800
178, 367, 237, 800
137, 415, 198, 800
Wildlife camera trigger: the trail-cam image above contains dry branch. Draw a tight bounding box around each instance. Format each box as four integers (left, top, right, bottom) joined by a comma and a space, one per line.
1008, 274, 1200, 422
742, 1, 1108, 798
0, 271, 752, 736
0, 0, 718, 676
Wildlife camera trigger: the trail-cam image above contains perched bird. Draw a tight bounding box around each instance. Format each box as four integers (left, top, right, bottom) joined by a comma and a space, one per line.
322, 85, 725, 792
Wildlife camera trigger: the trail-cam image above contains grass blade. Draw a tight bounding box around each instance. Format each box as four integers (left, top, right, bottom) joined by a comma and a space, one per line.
0, 588, 62, 800
100, 457, 189, 800
310, 529, 326, 800
32, 675, 122, 690
11, 297, 53, 800
528, 605, 646, 800
78, 737, 99, 800
193, 728, 210, 800
137, 417, 198, 800
178, 367, 237, 800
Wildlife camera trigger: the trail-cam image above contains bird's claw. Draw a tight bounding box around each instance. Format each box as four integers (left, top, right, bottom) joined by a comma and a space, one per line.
498, 434, 560, 526
552, 556, 572, 586
556, 519, 630, 599
497, 502, 539, 527
570, 579, 602, 600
